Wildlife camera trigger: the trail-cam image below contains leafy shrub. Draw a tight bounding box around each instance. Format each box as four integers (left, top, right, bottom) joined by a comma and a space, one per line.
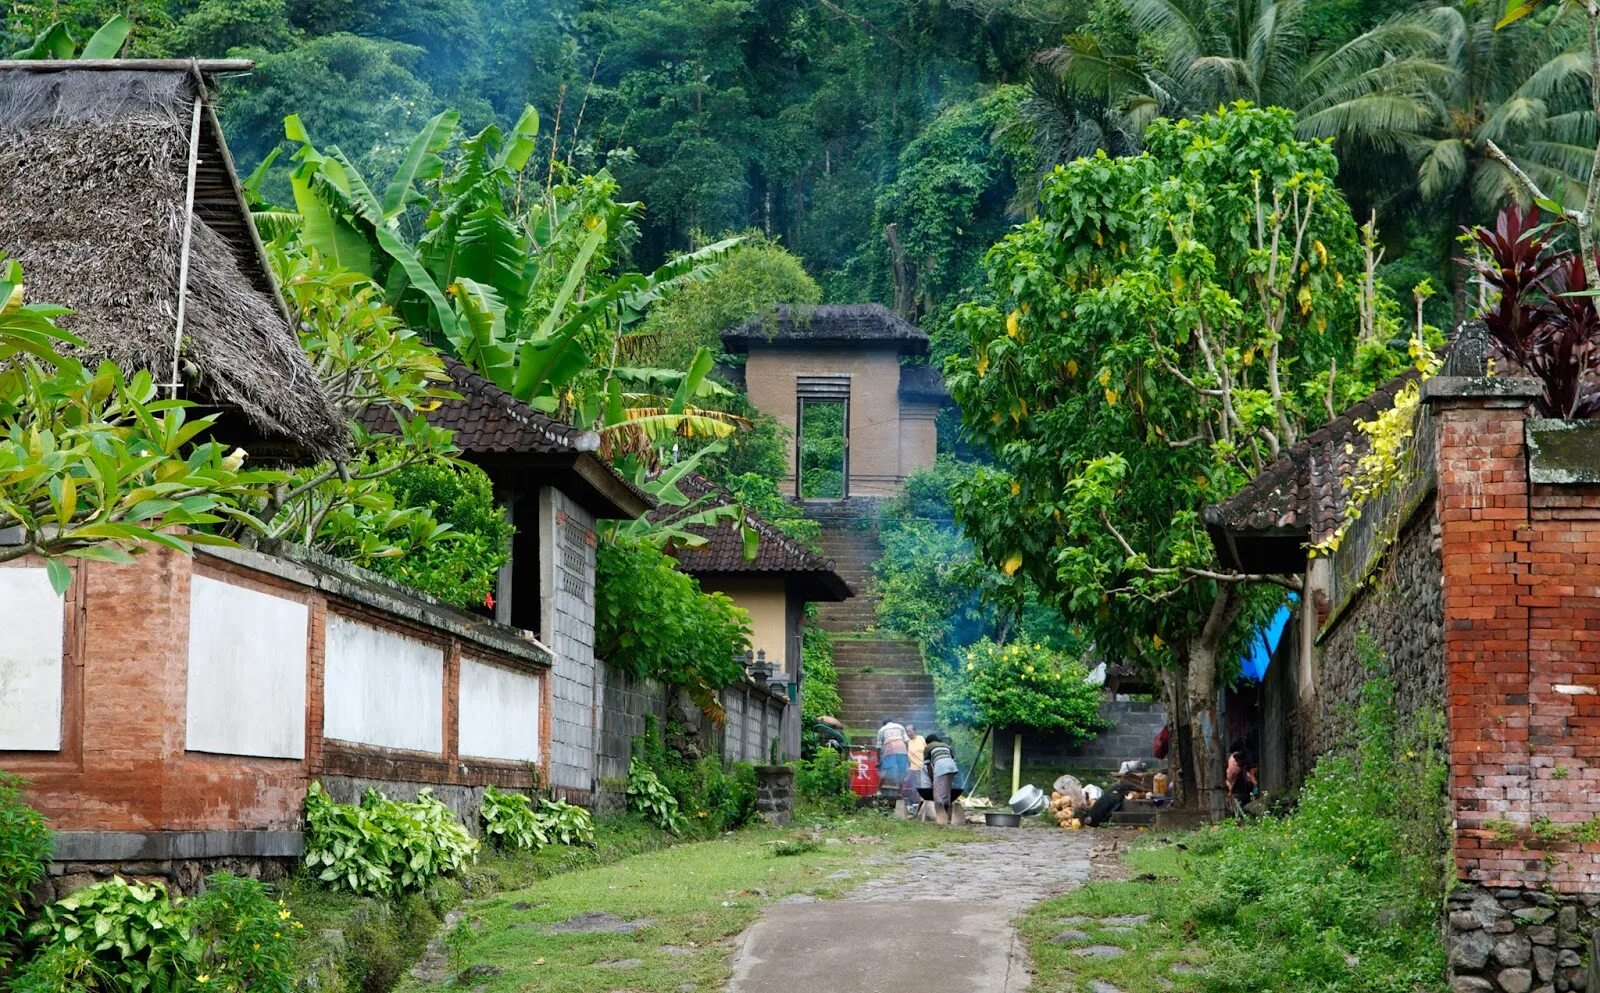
479, 787, 596, 850
938, 639, 1107, 738
534, 798, 596, 847
188, 873, 299, 992
799, 623, 842, 756
1161, 647, 1450, 993
595, 536, 751, 708
363, 458, 514, 610
794, 749, 855, 817
627, 756, 687, 834
303, 782, 479, 897
771, 837, 822, 857
13, 873, 297, 993
631, 719, 759, 834
480, 785, 545, 851
0, 772, 50, 970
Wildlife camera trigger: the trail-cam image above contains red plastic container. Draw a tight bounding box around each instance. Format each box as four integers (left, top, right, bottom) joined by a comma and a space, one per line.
849, 748, 880, 797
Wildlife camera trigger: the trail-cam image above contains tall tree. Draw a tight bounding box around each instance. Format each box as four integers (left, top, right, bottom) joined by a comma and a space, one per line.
945, 105, 1406, 814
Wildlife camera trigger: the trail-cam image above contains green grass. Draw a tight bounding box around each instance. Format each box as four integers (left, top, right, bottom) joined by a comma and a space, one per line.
390, 813, 962, 993
282, 814, 676, 992
1019, 845, 1212, 993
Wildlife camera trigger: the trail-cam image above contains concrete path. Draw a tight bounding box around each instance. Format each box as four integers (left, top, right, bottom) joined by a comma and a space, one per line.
726, 827, 1093, 993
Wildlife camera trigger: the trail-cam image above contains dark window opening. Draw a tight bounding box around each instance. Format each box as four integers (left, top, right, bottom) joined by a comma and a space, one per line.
509, 492, 541, 634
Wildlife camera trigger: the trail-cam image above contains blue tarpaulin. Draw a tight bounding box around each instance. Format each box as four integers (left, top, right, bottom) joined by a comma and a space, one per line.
1239, 599, 1294, 682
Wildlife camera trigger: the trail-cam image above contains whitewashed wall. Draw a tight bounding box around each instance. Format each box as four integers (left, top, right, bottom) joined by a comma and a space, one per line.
458, 656, 541, 762
0, 567, 64, 750
185, 576, 308, 758
323, 613, 443, 753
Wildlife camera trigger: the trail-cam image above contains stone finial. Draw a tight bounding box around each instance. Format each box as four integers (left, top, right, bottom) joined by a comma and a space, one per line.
1443, 320, 1495, 378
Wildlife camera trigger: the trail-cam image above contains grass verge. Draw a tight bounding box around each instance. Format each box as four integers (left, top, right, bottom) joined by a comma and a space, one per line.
282, 814, 673, 992
390, 813, 961, 993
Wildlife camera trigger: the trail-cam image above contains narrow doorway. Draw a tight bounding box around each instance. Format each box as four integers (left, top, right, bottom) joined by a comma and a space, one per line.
795, 375, 851, 499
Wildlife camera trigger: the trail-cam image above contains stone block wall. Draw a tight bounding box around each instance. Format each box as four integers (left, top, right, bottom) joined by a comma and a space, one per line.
1446, 887, 1598, 993
1309, 506, 1446, 778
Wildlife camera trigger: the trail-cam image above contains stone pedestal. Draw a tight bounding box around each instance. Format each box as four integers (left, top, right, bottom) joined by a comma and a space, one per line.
756, 766, 795, 826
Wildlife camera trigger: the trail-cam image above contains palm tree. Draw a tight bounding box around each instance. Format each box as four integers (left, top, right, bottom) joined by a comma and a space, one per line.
1408, 2, 1592, 315
1033, 0, 1450, 158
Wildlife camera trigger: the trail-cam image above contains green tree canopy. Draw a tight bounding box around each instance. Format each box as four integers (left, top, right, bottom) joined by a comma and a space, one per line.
946, 104, 1406, 811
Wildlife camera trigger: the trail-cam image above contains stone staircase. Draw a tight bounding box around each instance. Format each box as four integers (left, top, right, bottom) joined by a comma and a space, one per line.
806, 501, 938, 735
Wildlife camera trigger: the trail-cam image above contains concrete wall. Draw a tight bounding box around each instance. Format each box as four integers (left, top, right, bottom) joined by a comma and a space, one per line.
0, 565, 66, 750
992, 701, 1167, 774
742, 346, 936, 497
185, 575, 308, 760
323, 612, 445, 754
458, 655, 542, 763
541, 486, 601, 802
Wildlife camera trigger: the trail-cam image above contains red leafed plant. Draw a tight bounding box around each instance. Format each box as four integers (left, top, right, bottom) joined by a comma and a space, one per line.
1468, 205, 1600, 419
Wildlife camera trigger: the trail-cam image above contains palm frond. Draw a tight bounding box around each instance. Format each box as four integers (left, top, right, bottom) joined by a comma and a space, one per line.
1416, 137, 1468, 202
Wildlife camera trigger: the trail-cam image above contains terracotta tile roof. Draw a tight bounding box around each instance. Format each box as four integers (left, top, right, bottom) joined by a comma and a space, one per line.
898, 363, 947, 402
650, 474, 853, 601
1204, 367, 1421, 566
378, 358, 602, 455
722, 304, 929, 354
360, 357, 651, 518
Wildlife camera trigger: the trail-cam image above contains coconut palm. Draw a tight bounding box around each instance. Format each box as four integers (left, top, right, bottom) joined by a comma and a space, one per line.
1033, 0, 1451, 158
1410, 3, 1592, 238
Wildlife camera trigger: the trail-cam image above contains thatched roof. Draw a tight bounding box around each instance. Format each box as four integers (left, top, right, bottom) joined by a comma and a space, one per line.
0, 63, 348, 460
722, 304, 929, 355
898, 363, 947, 402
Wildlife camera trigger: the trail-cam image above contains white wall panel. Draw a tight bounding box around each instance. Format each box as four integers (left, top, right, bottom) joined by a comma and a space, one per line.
458, 657, 541, 762
185, 576, 308, 758
323, 613, 443, 753
0, 568, 65, 750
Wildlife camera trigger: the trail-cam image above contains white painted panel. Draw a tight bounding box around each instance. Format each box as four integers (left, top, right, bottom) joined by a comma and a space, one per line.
458, 657, 541, 762
185, 576, 308, 758
323, 613, 443, 753
0, 568, 65, 750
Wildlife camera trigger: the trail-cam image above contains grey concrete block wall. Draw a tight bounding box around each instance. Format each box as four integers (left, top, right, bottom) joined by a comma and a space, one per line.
994, 701, 1168, 772
543, 488, 600, 798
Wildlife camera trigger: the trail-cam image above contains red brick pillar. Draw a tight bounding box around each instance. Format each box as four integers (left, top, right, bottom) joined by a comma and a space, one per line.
1424, 376, 1542, 882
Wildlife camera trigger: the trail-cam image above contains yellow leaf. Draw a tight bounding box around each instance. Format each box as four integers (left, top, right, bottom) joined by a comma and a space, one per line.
1242, 348, 1254, 366
1002, 553, 1023, 576
1006, 310, 1021, 337
1010, 479, 1021, 497
1105, 389, 1118, 406
977, 354, 989, 377
1066, 359, 1078, 377
1094, 230, 1104, 246
1314, 240, 1328, 267
1194, 475, 1208, 490
1098, 368, 1111, 387
1299, 261, 1309, 277
1152, 634, 1163, 648
1297, 284, 1312, 314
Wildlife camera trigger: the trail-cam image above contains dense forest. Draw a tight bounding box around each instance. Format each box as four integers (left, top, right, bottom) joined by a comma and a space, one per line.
13, 0, 1587, 345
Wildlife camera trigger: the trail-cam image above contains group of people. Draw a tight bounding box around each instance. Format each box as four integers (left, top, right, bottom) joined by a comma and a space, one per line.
876, 718, 961, 825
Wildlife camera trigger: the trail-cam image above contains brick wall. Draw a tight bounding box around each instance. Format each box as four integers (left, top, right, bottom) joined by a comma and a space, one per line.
4, 541, 552, 877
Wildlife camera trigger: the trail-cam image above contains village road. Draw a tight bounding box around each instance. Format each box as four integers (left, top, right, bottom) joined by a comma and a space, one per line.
725, 825, 1093, 993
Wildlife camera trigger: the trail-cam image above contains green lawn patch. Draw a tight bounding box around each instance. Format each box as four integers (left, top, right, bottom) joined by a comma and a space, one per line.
283, 814, 673, 992
391, 814, 959, 992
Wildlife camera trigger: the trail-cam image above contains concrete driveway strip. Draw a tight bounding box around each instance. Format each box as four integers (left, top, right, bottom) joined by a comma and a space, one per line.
727, 828, 1094, 993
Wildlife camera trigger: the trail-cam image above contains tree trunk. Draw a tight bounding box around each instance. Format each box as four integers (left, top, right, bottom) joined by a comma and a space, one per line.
1160, 664, 1195, 808
1184, 586, 1238, 820
884, 223, 915, 318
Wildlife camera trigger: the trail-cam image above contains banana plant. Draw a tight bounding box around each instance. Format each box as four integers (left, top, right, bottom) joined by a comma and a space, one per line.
267, 107, 743, 434
10, 15, 130, 59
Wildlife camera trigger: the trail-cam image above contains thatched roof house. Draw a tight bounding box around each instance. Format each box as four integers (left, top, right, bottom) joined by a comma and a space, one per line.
0, 60, 347, 460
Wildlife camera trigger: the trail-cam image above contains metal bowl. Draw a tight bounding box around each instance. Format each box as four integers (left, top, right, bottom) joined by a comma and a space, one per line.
1008, 785, 1047, 816
984, 811, 1023, 828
